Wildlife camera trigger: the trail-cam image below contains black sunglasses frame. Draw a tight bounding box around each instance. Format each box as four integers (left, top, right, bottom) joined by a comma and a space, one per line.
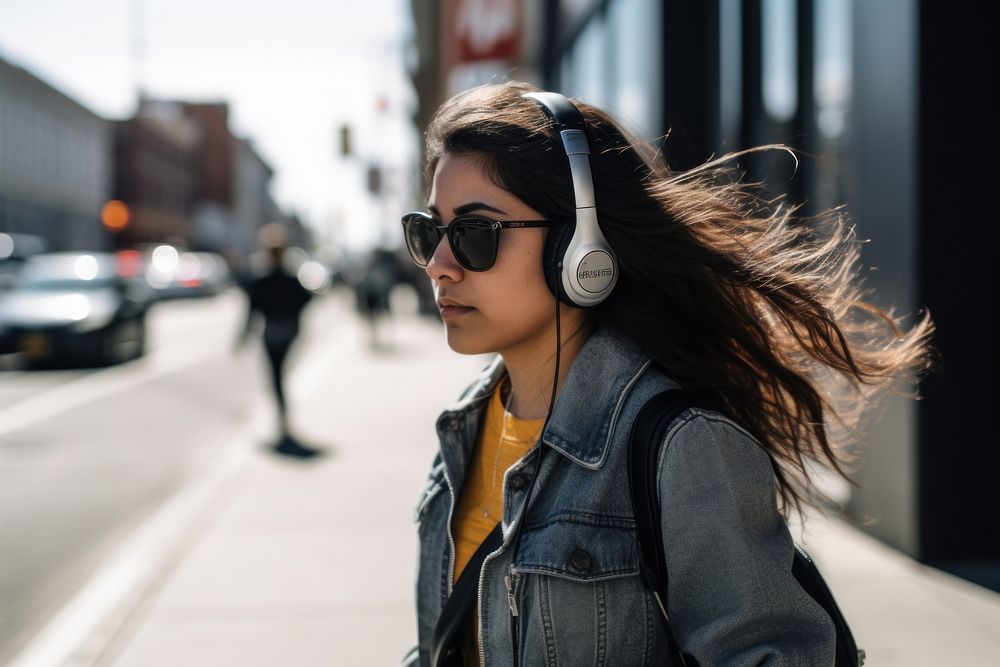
401, 212, 556, 272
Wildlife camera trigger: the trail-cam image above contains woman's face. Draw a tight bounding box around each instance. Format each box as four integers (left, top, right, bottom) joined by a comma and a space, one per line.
426, 152, 557, 357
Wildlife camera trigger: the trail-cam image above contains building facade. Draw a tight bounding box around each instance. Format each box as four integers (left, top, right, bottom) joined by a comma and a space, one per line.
113, 100, 200, 247
230, 136, 275, 257
116, 100, 279, 263
0, 57, 284, 263
0, 55, 112, 251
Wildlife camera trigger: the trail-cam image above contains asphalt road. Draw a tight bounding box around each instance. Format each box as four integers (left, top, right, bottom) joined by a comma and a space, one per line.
0, 287, 351, 663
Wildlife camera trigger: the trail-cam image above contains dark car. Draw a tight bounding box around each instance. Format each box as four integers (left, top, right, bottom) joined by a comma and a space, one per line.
0, 232, 49, 291
0, 252, 152, 366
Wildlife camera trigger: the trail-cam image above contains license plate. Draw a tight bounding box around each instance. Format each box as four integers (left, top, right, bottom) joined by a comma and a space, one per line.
20, 333, 50, 359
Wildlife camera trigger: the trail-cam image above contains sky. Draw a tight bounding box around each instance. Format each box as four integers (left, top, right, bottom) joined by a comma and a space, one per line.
0, 0, 418, 250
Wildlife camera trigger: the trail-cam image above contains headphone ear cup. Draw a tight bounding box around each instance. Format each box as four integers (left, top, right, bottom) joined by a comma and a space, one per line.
542, 223, 574, 304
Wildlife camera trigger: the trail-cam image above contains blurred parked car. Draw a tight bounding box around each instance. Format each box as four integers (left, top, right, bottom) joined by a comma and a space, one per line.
142, 244, 232, 299
0, 252, 152, 366
0, 232, 49, 291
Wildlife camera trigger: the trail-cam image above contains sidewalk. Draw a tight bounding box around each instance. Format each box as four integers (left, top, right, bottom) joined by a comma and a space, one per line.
19, 296, 1000, 666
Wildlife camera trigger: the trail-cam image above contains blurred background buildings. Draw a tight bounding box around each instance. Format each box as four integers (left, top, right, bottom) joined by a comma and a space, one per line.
0, 56, 112, 252
407, 0, 998, 591
0, 55, 308, 266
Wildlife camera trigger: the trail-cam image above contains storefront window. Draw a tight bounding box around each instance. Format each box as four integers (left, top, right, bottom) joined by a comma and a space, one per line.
607, 0, 662, 138
555, 0, 661, 140
762, 0, 797, 122
718, 0, 742, 149
812, 0, 852, 210
815, 0, 851, 140
568, 14, 606, 109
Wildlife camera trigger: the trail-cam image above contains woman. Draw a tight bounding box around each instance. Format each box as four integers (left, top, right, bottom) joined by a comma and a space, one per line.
404, 82, 932, 666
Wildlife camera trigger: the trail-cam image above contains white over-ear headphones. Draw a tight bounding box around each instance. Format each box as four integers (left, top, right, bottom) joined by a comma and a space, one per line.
523, 91, 618, 308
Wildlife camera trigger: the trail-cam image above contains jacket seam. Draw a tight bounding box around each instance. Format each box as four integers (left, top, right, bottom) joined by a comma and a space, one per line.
510, 566, 638, 581
520, 511, 636, 533
656, 410, 768, 490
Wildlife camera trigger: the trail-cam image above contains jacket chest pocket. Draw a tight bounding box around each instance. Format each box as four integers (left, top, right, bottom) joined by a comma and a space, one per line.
511, 519, 654, 666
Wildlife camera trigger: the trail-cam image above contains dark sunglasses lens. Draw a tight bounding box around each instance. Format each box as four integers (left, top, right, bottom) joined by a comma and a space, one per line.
403, 214, 439, 267
450, 219, 497, 271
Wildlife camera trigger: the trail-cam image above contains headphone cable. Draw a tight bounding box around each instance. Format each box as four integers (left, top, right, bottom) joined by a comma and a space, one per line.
506, 290, 561, 579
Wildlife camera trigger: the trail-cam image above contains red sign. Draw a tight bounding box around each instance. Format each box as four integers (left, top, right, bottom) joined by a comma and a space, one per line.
455, 0, 520, 63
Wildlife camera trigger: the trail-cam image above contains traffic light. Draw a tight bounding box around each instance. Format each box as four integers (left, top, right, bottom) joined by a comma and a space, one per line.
101, 200, 130, 232
339, 124, 352, 157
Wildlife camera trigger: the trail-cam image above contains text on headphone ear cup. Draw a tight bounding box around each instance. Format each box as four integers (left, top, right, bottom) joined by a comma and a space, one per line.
542, 223, 574, 303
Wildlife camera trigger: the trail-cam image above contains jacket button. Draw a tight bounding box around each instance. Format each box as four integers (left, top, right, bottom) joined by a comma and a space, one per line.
509, 474, 528, 491
570, 548, 592, 571
448, 419, 460, 431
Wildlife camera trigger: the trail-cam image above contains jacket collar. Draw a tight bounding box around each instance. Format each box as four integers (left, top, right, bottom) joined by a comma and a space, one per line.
440, 327, 651, 471
541, 327, 651, 469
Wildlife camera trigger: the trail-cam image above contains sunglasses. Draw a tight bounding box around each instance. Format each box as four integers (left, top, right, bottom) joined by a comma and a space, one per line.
401, 211, 556, 272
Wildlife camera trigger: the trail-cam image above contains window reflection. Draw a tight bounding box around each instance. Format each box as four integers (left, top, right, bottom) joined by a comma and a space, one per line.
813, 0, 852, 211
718, 0, 742, 149
608, 0, 662, 138
815, 0, 851, 140
570, 15, 606, 108
762, 0, 798, 122
556, 0, 662, 140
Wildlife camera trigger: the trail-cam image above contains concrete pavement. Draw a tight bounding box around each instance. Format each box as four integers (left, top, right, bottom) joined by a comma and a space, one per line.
12, 289, 1000, 666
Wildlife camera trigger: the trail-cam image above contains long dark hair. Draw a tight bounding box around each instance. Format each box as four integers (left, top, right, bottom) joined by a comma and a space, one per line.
424, 81, 934, 514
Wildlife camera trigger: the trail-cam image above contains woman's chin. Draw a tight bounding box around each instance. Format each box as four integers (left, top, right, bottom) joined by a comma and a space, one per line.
444, 327, 493, 356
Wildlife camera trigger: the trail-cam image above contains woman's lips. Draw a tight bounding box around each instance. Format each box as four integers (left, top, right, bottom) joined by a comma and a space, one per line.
439, 304, 475, 318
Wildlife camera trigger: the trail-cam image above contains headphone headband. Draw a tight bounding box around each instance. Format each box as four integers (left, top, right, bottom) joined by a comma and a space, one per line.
522, 91, 617, 308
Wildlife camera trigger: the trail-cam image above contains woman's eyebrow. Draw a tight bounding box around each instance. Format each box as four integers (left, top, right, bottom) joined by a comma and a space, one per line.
454, 202, 506, 216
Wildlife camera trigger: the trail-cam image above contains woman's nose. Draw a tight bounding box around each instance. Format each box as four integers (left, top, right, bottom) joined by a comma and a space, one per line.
425, 235, 463, 283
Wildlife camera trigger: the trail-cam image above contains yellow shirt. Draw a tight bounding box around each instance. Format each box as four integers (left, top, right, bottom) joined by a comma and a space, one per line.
452, 385, 544, 583
451, 384, 544, 665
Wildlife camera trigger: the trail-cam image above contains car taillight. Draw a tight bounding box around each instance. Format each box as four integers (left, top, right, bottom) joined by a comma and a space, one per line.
116, 250, 142, 278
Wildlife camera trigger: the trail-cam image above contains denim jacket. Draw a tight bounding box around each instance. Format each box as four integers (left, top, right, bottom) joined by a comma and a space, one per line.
412, 328, 835, 666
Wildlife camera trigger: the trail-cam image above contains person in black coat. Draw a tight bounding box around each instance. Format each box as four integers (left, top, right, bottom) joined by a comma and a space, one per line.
239, 240, 313, 447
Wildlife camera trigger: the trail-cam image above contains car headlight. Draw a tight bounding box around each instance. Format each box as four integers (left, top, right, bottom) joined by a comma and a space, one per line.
70, 310, 116, 333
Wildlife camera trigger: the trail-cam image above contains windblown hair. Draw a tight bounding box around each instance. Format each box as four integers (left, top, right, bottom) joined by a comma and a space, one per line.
424, 81, 934, 514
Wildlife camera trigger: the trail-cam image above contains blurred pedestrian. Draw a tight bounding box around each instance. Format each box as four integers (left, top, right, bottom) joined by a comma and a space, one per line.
401, 83, 934, 665
238, 224, 316, 456
354, 247, 396, 349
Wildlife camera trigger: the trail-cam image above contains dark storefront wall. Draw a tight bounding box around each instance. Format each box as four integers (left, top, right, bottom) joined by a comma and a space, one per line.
844, 0, 921, 556
842, 0, 1000, 584
543, 0, 1000, 582
915, 2, 999, 588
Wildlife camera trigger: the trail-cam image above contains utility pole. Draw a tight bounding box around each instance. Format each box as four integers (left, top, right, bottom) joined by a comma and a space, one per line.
131, 0, 147, 102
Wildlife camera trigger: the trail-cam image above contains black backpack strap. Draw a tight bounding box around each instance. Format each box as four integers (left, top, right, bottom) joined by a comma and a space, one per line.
628, 389, 703, 665
792, 545, 864, 666
430, 522, 503, 667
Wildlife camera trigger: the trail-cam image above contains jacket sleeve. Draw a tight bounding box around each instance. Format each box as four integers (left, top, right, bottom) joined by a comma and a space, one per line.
657, 410, 835, 666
